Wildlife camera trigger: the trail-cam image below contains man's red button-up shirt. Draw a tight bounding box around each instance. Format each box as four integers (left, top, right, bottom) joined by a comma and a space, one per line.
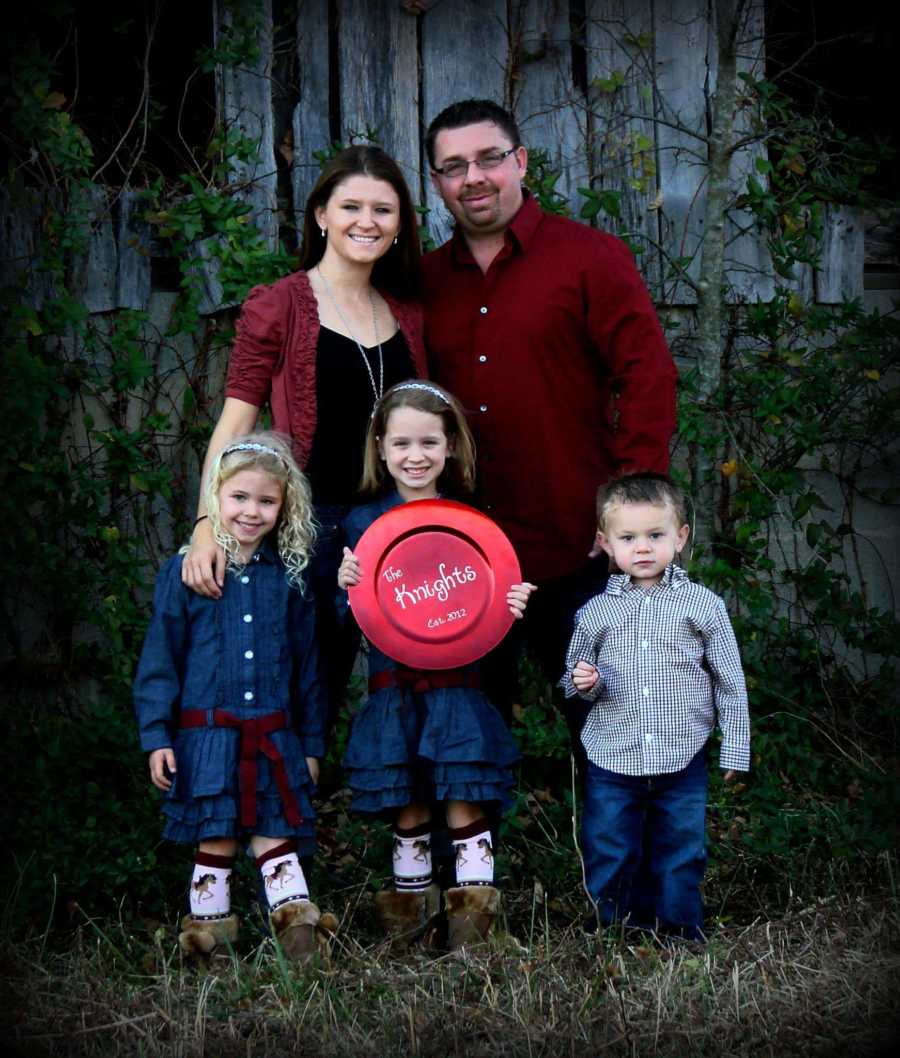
422, 194, 677, 582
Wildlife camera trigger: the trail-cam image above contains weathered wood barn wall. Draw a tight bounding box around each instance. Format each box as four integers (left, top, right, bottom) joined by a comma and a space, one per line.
0, 0, 868, 315
1, 0, 894, 621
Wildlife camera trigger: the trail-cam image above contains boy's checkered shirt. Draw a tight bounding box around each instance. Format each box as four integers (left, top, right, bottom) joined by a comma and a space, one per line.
560, 563, 750, 775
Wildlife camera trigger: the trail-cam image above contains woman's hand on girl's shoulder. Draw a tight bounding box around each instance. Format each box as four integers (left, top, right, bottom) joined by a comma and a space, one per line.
182, 517, 226, 599
337, 547, 362, 590
507, 582, 537, 619
149, 748, 176, 791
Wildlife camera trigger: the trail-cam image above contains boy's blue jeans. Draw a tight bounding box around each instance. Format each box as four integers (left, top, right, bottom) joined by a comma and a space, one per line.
582, 748, 708, 940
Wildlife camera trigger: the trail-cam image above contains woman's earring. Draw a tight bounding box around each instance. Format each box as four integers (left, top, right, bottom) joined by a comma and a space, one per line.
393, 236, 398, 246
320, 227, 326, 238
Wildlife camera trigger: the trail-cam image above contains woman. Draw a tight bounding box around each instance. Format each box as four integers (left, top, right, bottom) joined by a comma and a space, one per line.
182, 145, 427, 727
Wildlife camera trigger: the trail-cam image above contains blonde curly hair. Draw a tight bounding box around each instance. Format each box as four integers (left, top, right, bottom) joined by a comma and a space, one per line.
200, 432, 316, 588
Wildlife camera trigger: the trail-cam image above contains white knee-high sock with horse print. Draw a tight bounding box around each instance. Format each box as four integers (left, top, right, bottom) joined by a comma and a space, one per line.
256, 841, 309, 912
392, 821, 432, 892
449, 819, 495, 886
189, 850, 234, 918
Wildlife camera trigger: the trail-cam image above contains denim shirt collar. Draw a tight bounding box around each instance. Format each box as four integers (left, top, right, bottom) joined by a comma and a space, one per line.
373, 488, 452, 516
242, 534, 278, 566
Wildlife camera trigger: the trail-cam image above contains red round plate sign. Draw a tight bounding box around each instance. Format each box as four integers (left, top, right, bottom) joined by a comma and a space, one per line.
349, 499, 522, 669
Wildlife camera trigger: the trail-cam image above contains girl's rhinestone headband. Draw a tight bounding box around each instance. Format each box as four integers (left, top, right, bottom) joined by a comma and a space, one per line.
390, 382, 451, 405
221, 442, 284, 460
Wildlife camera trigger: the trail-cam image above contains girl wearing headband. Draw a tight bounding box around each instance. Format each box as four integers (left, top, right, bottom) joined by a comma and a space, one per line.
134, 433, 333, 964
337, 382, 536, 949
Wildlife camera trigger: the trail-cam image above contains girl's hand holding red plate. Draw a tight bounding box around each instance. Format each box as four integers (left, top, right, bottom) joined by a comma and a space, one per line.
347, 499, 529, 669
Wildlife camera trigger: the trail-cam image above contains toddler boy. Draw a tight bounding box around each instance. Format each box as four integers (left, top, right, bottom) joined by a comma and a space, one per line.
560, 473, 750, 940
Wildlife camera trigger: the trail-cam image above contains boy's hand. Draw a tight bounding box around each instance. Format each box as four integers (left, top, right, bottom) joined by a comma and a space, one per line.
149, 748, 176, 791
723, 770, 737, 783
571, 661, 600, 693
507, 582, 537, 619
337, 547, 362, 590
305, 757, 320, 785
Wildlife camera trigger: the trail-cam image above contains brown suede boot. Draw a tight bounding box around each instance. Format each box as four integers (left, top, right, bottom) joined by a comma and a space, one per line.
178, 913, 239, 966
374, 884, 442, 947
445, 886, 500, 950
270, 899, 336, 963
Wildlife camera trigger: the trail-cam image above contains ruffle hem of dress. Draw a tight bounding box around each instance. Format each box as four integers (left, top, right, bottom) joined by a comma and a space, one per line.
161, 725, 317, 855
343, 679, 520, 816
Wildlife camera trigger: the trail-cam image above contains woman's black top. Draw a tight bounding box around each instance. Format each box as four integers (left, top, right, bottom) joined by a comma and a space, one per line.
304, 326, 414, 505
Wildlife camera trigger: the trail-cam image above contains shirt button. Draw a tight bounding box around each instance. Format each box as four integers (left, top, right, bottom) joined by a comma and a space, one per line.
241, 575, 249, 584
244, 650, 254, 660
244, 691, 254, 701
479, 404, 488, 412
243, 614, 253, 623
479, 306, 488, 315
641, 640, 648, 649
479, 355, 487, 363
645, 733, 653, 743
642, 686, 649, 697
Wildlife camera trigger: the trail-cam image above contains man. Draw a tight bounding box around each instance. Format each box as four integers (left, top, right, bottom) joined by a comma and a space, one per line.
422, 99, 677, 753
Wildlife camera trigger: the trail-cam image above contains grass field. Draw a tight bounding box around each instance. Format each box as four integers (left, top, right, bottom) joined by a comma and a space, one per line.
3, 862, 897, 1058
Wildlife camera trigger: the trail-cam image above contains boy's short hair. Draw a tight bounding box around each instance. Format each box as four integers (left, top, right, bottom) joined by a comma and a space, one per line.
596, 472, 689, 531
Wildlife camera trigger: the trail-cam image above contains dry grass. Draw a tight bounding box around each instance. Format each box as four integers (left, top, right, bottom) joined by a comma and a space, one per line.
2, 879, 898, 1058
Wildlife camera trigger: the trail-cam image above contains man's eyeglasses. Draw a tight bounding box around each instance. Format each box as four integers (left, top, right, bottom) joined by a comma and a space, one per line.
431, 147, 518, 180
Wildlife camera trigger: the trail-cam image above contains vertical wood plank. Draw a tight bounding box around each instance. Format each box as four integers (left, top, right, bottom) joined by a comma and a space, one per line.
512, 0, 588, 218
337, 0, 419, 199
72, 185, 118, 315
786, 251, 815, 307
420, 0, 509, 249
653, 0, 710, 305
116, 190, 152, 310
0, 187, 55, 309
585, 0, 661, 292
214, 0, 278, 251
815, 205, 864, 303
292, 0, 331, 226
721, 0, 773, 302
191, 237, 226, 317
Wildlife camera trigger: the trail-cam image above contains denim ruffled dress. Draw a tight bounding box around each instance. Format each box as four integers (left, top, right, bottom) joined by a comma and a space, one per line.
339, 492, 520, 816
133, 539, 326, 854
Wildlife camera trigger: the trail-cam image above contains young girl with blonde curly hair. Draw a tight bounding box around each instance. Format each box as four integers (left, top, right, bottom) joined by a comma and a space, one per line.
134, 432, 329, 962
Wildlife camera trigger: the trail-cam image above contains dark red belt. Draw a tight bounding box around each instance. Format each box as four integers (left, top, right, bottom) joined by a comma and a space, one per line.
368, 668, 480, 694
179, 708, 302, 829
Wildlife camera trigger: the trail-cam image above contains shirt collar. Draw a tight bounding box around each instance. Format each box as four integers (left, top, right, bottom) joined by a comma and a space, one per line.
605, 563, 690, 595
449, 190, 542, 266
247, 535, 278, 565
378, 487, 454, 513
377, 487, 407, 515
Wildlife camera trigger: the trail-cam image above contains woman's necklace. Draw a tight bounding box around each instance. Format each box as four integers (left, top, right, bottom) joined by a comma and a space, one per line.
315, 266, 384, 404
